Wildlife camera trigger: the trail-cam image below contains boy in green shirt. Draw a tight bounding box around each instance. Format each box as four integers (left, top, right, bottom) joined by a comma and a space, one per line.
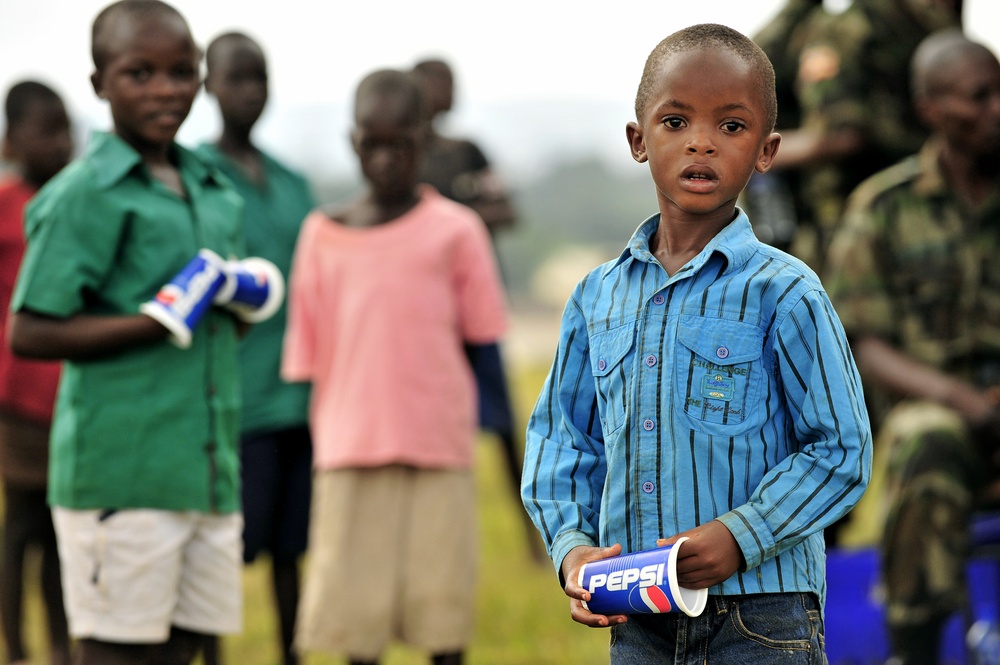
7, 1, 263, 663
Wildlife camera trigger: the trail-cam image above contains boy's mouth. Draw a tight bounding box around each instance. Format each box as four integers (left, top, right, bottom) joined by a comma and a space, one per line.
680, 165, 719, 192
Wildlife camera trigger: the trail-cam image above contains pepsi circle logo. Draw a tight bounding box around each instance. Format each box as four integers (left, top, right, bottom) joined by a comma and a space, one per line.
628, 584, 673, 613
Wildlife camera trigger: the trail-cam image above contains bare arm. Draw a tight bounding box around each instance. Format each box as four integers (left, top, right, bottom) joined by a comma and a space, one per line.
853, 335, 1000, 426
770, 126, 865, 171
8, 309, 169, 362
465, 169, 516, 234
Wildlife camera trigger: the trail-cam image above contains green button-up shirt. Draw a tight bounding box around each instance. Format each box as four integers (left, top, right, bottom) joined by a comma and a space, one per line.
196, 144, 312, 436
13, 131, 245, 512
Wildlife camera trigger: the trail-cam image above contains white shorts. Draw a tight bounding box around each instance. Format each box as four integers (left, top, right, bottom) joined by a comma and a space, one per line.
52, 507, 243, 643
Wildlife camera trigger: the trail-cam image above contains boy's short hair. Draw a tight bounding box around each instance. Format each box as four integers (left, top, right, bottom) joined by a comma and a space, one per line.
205, 31, 262, 73
5, 80, 61, 130
354, 69, 426, 124
91, 0, 189, 71
635, 23, 778, 132
413, 59, 452, 83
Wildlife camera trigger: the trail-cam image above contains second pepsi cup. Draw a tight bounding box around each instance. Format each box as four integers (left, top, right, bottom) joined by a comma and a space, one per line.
578, 536, 708, 617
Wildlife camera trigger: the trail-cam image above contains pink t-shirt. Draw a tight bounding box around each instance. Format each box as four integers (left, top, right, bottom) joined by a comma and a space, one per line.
282, 188, 508, 470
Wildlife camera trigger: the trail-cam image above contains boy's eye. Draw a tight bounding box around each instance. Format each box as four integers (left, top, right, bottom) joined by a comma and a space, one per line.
127, 68, 151, 83
172, 67, 197, 81
722, 120, 746, 133
663, 117, 685, 129
360, 138, 413, 153
228, 72, 267, 86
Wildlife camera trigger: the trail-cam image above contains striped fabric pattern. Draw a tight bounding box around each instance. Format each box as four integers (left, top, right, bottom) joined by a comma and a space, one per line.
522, 211, 872, 603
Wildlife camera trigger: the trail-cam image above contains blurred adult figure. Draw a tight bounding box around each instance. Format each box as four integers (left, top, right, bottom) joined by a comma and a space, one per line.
412, 59, 543, 563
749, 0, 962, 271
825, 29, 1000, 664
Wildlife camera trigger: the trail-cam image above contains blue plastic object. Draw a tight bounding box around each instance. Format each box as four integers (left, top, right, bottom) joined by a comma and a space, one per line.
825, 547, 1000, 665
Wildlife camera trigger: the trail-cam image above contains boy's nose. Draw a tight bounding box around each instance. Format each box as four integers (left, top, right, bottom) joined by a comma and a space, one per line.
686, 139, 716, 155
685, 128, 716, 155
368, 147, 399, 177
150, 72, 190, 97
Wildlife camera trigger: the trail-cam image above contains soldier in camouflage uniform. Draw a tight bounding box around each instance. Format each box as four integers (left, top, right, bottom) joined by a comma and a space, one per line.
766, 0, 960, 272
824, 30, 1000, 664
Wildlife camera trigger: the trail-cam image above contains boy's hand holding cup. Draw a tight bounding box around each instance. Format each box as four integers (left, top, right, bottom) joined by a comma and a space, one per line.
562, 543, 630, 628
657, 519, 745, 589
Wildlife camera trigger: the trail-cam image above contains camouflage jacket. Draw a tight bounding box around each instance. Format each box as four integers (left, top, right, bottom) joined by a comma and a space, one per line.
790, 0, 959, 233
825, 138, 1000, 386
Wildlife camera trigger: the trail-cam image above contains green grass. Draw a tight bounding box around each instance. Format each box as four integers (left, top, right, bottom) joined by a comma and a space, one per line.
218, 360, 609, 665
223, 439, 609, 665
12, 360, 612, 664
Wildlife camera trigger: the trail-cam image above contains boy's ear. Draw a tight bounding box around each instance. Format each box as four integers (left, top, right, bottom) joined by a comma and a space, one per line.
1, 135, 13, 163
626, 121, 647, 164
754, 132, 781, 174
90, 71, 106, 100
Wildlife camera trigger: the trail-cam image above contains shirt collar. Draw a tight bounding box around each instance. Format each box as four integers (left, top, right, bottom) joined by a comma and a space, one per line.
87, 131, 218, 190
912, 137, 950, 199
603, 208, 759, 279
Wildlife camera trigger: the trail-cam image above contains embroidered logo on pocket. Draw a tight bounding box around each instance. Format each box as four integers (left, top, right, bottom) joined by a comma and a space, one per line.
701, 373, 735, 402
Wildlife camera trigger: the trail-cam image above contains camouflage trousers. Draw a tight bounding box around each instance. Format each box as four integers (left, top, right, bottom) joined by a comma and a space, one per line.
876, 401, 986, 628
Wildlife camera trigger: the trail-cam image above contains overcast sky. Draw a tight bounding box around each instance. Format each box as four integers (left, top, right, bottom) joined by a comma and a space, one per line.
1, 0, 997, 181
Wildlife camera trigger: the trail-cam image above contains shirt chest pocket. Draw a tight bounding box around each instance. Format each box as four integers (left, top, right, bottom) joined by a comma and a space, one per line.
675, 315, 764, 435
590, 323, 636, 438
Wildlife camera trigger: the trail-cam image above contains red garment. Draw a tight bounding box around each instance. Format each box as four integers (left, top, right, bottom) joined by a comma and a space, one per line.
0, 177, 61, 425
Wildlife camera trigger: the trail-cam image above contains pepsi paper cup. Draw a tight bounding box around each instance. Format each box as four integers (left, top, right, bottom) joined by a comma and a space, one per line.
139, 249, 226, 349
215, 257, 285, 323
578, 537, 708, 617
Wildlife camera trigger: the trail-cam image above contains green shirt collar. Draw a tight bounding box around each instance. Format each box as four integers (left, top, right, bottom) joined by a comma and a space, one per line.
86, 131, 219, 191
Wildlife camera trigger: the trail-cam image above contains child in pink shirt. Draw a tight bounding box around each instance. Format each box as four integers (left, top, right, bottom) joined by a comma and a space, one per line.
282, 69, 507, 665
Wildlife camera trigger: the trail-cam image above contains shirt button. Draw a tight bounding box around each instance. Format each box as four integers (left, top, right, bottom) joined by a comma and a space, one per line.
597, 359, 607, 371
643, 419, 655, 431
652, 293, 665, 305
645, 354, 657, 367
716, 346, 729, 360
642, 481, 655, 494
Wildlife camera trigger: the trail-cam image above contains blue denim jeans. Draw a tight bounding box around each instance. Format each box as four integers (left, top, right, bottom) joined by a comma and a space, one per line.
609, 592, 826, 664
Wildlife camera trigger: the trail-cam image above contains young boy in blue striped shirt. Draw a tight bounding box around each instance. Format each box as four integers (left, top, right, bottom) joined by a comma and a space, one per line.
521, 23, 872, 663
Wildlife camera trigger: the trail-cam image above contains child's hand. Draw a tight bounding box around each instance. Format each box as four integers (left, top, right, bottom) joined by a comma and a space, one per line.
657, 520, 744, 589
560, 543, 629, 628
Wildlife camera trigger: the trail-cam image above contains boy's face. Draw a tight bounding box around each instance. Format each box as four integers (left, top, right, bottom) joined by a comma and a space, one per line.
415, 67, 453, 119
3, 97, 72, 187
351, 95, 424, 199
205, 42, 267, 131
626, 47, 779, 224
90, 12, 200, 155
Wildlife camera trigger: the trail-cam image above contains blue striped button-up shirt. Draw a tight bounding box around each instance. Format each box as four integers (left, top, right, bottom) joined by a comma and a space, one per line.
522, 211, 871, 601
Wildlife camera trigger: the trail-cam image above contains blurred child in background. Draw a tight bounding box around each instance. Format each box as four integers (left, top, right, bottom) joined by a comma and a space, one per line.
199, 30, 313, 665
0, 79, 72, 665
283, 68, 508, 665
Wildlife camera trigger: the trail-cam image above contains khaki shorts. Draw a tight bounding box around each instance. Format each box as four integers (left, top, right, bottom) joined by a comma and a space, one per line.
53, 508, 243, 642
296, 466, 477, 659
